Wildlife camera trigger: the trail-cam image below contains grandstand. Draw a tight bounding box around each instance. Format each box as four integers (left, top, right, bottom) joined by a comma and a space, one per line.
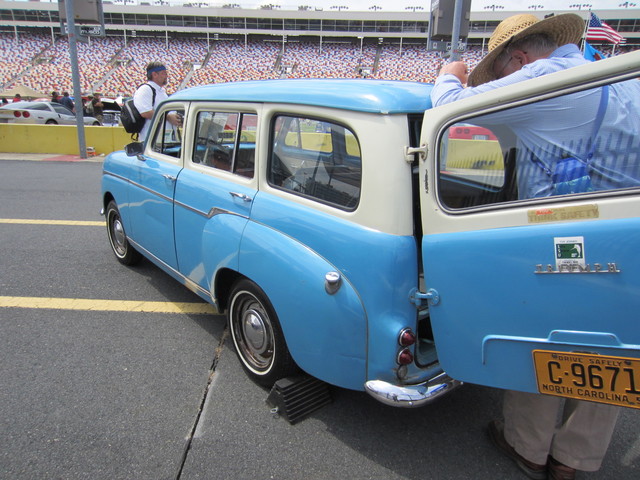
0, 2, 638, 98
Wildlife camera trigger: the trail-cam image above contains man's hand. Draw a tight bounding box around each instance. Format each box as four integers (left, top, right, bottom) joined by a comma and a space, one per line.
167, 112, 183, 127
438, 61, 469, 85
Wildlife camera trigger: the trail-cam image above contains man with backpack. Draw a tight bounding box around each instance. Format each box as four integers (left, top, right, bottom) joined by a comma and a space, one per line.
132, 61, 182, 141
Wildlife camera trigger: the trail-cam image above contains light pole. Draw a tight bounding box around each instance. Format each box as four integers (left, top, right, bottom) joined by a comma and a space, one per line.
330, 5, 349, 11
619, 2, 637, 7
484, 4, 504, 11
528, 5, 544, 10
369, 5, 382, 11
405, 6, 424, 12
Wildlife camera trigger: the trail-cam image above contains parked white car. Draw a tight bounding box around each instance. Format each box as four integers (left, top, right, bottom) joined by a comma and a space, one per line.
0, 101, 101, 125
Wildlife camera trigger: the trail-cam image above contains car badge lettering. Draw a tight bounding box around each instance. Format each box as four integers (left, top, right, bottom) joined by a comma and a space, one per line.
535, 262, 621, 274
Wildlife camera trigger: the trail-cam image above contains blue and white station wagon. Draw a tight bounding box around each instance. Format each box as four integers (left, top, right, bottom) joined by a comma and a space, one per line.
102, 51, 640, 409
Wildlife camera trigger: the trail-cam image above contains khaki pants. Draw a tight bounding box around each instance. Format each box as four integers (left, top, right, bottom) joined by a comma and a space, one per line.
503, 390, 619, 471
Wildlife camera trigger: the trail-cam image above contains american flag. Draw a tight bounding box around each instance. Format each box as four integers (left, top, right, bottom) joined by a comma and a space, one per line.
586, 12, 626, 45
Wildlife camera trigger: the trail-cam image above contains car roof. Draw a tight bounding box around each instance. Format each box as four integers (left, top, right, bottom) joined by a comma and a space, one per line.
0, 101, 48, 108
169, 79, 434, 114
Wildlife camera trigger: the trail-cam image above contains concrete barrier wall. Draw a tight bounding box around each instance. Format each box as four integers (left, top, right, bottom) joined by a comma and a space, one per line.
0, 124, 133, 156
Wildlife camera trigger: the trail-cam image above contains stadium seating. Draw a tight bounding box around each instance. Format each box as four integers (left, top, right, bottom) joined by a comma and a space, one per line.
0, 31, 634, 100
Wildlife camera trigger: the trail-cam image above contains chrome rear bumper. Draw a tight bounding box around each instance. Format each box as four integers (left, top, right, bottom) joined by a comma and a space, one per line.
364, 372, 462, 408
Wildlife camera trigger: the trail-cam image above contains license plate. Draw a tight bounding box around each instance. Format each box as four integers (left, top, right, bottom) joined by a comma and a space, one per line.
533, 350, 640, 409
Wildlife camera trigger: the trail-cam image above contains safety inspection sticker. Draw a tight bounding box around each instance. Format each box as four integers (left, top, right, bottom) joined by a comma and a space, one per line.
555, 236, 585, 271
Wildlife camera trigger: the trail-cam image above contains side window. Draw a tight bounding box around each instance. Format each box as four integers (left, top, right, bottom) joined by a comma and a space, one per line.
268, 115, 361, 210
52, 104, 72, 115
150, 108, 185, 158
192, 111, 256, 178
438, 122, 511, 209
438, 78, 640, 210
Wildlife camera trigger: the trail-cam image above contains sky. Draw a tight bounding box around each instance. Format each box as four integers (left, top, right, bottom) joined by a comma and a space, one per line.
235, 1, 630, 12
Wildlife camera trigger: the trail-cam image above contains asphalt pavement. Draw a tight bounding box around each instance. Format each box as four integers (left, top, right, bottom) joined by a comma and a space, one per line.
0, 156, 638, 479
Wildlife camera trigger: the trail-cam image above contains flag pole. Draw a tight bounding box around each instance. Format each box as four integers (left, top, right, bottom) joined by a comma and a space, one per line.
581, 10, 591, 53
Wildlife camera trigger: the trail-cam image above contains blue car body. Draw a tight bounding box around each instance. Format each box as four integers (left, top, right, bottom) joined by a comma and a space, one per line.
102, 54, 640, 409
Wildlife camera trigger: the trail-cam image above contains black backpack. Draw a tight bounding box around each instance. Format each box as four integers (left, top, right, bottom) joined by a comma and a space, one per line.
121, 84, 156, 137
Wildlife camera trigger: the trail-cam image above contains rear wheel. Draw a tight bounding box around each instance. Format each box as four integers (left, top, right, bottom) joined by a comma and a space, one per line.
228, 279, 298, 387
45, 119, 57, 125
106, 200, 141, 265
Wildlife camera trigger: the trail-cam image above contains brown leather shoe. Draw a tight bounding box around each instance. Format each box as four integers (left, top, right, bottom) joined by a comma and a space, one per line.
488, 420, 548, 480
548, 457, 576, 480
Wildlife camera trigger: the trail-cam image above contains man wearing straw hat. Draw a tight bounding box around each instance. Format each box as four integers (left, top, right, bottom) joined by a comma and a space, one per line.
432, 13, 640, 200
436, 13, 586, 90
431, 13, 640, 480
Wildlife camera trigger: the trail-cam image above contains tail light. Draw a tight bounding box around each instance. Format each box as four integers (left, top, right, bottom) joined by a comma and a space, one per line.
396, 328, 416, 377
397, 348, 414, 365
13, 111, 21, 118
22, 111, 30, 118
398, 328, 416, 347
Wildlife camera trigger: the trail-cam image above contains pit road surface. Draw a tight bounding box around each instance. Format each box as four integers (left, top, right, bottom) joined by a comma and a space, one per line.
1, 157, 638, 479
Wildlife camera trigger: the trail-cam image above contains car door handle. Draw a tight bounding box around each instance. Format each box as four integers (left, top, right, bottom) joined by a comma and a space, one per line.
162, 174, 177, 181
229, 192, 252, 203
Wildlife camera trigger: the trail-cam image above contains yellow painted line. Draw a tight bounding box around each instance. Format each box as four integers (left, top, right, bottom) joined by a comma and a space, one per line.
0, 218, 104, 226
0, 296, 217, 315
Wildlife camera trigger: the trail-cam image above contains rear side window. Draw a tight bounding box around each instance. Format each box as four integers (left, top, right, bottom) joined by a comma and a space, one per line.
30, 103, 50, 111
268, 115, 361, 210
52, 104, 72, 115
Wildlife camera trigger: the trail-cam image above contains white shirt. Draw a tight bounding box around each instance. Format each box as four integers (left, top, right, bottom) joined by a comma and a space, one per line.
133, 81, 168, 141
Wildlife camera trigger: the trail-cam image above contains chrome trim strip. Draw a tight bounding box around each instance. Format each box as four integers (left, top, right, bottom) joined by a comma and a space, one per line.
102, 171, 173, 203
208, 207, 242, 219
364, 372, 462, 408
173, 199, 247, 220
130, 179, 173, 203
102, 170, 127, 183
104, 170, 248, 221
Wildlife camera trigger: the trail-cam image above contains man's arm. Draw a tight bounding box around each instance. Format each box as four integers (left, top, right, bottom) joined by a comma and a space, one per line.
431, 61, 535, 107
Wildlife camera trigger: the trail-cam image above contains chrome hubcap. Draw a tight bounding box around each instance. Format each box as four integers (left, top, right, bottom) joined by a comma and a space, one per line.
242, 309, 268, 354
232, 292, 274, 372
113, 218, 125, 250
109, 211, 126, 256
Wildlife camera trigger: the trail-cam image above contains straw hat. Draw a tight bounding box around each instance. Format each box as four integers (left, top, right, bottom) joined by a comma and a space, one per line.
467, 13, 585, 87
